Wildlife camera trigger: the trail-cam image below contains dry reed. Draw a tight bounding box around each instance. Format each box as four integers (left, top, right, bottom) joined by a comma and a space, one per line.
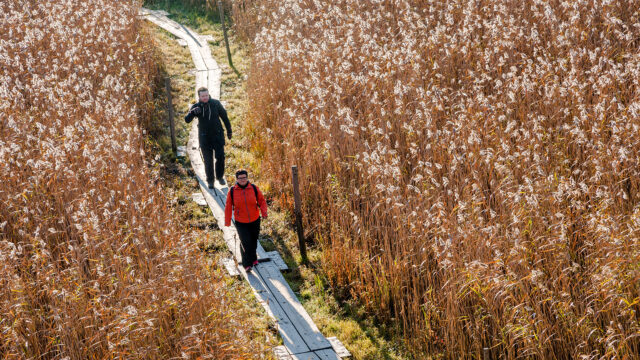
0, 0, 267, 358
234, 0, 640, 358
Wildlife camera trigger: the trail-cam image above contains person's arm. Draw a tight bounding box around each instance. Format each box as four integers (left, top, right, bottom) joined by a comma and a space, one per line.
224, 187, 234, 226
256, 187, 268, 219
217, 101, 232, 139
184, 104, 201, 123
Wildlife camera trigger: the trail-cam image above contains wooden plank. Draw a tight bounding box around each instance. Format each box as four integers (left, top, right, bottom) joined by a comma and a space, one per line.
143, 9, 169, 16
242, 268, 277, 320
213, 178, 228, 191
287, 348, 341, 360
191, 192, 207, 206
188, 149, 203, 170
200, 34, 215, 42
180, 24, 202, 47
273, 345, 292, 360
207, 69, 222, 99
327, 337, 351, 358
256, 241, 270, 259
199, 44, 219, 71
143, 15, 189, 40
265, 250, 290, 271
209, 187, 228, 210
259, 261, 332, 351
189, 44, 208, 72
312, 349, 341, 360
220, 257, 240, 277
290, 352, 321, 360
247, 266, 311, 354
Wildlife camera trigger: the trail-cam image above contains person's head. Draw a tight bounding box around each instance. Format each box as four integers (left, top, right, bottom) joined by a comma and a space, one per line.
235, 169, 249, 185
197, 87, 210, 103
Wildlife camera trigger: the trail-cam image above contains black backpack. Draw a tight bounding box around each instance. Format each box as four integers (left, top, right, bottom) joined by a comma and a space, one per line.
230, 183, 259, 207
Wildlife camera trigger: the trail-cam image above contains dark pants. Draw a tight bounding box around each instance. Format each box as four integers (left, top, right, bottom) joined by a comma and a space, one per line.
235, 218, 260, 268
200, 140, 225, 183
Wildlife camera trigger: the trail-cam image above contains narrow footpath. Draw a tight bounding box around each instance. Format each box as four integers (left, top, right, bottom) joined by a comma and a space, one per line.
140, 8, 350, 360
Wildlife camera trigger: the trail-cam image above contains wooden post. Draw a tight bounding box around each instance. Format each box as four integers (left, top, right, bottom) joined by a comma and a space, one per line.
165, 77, 177, 155
483, 348, 490, 360
291, 165, 308, 263
217, 0, 236, 72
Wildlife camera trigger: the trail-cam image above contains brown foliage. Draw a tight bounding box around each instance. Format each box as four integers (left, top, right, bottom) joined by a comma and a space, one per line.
235, 0, 640, 358
0, 0, 266, 358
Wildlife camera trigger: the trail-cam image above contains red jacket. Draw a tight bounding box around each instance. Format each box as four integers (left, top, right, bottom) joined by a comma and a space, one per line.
225, 182, 268, 226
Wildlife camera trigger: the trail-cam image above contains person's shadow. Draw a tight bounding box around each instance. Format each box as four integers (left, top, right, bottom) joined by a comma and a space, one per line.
195, 175, 228, 210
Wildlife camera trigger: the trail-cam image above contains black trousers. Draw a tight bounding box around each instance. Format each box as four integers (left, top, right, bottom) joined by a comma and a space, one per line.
200, 140, 225, 183
235, 218, 260, 268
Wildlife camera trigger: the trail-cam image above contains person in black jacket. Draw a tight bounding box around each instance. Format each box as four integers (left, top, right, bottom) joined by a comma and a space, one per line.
184, 87, 232, 188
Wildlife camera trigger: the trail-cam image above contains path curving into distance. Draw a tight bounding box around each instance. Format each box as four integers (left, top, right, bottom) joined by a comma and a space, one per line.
140, 8, 350, 360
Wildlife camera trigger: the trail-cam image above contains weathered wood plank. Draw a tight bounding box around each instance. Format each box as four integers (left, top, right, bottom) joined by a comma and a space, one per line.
327, 337, 351, 358
199, 44, 219, 71
141, 8, 169, 16
290, 352, 321, 360
142, 15, 189, 42
200, 34, 215, 42
265, 250, 290, 271
312, 348, 342, 360
179, 24, 202, 47
273, 345, 293, 360
207, 69, 222, 99
259, 261, 332, 351
257, 242, 270, 260
188, 44, 208, 72
191, 192, 207, 206
220, 257, 240, 277
246, 266, 311, 354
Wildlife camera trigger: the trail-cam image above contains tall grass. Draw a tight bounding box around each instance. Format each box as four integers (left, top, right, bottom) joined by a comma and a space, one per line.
234, 0, 640, 358
0, 0, 266, 358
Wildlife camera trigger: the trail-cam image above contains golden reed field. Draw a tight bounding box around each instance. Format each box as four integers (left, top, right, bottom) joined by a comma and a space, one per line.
234, 0, 640, 358
0, 0, 265, 358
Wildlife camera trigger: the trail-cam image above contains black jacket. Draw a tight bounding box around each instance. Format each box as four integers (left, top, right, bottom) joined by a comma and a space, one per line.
184, 99, 231, 146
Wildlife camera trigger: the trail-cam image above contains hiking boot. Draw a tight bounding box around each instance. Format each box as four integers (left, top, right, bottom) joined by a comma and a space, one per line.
244, 265, 252, 273
252, 260, 259, 267
217, 177, 226, 186
207, 181, 214, 189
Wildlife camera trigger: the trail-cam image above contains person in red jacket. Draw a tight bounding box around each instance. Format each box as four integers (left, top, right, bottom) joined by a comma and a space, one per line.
225, 169, 268, 273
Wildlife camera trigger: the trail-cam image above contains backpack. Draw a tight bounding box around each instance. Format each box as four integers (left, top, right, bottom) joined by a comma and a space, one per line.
230, 183, 259, 207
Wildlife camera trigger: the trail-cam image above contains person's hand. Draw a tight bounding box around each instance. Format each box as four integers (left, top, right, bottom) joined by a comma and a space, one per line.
190, 106, 202, 115
227, 131, 232, 140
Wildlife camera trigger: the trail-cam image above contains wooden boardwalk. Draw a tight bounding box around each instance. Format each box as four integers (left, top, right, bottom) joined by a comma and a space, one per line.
141, 9, 349, 360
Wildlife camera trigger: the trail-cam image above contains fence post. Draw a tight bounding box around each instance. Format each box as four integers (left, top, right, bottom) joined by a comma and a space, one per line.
165, 77, 177, 155
217, 0, 237, 74
291, 165, 308, 263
